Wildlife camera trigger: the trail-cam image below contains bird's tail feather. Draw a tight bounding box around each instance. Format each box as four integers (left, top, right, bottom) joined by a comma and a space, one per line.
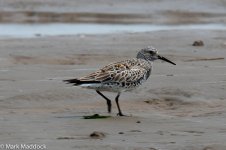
63, 78, 100, 86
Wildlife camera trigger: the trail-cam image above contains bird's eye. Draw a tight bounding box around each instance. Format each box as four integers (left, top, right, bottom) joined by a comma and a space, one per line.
149, 51, 154, 54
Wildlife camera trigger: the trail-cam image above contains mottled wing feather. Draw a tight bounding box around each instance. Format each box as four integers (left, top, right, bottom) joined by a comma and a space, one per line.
79, 59, 148, 83
79, 70, 110, 81
121, 66, 147, 83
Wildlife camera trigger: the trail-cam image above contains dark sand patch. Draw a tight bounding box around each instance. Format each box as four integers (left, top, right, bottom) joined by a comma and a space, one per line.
161, 10, 226, 24
9, 54, 124, 65
9, 54, 81, 65
185, 57, 224, 62
150, 88, 195, 98
0, 11, 152, 24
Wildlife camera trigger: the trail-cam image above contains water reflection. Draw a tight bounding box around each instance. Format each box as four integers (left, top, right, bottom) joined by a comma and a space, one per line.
0, 23, 225, 38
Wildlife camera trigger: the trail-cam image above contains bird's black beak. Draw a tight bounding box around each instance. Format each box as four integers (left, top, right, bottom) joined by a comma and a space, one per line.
158, 55, 176, 65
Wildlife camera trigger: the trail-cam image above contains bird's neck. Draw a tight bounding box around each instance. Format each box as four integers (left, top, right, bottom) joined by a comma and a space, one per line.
136, 58, 152, 70
136, 51, 147, 60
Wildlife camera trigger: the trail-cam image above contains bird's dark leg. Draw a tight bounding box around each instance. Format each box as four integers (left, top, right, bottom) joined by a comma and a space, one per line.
115, 92, 124, 116
96, 90, 112, 113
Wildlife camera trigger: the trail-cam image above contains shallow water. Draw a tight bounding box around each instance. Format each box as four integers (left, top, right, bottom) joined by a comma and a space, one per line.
0, 23, 226, 38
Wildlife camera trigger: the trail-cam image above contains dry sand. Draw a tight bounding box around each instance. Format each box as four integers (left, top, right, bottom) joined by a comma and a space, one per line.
0, 0, 226, 150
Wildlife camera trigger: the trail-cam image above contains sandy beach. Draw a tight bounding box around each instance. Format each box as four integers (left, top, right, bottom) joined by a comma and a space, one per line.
0, 0, 226, 150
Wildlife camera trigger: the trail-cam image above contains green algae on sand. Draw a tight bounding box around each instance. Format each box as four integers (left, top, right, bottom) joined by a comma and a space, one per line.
83, 114, 111, 119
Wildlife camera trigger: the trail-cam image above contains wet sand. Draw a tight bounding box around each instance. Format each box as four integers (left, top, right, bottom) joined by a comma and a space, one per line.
1, 0, 226, 24
1, 0, 226, 150
0, 30, 226, 150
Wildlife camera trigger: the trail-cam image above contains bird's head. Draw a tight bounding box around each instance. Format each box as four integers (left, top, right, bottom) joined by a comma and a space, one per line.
136, 46, 176, 65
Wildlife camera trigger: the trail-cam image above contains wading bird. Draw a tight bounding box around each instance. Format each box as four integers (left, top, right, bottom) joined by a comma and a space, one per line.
64, 46, 176, 116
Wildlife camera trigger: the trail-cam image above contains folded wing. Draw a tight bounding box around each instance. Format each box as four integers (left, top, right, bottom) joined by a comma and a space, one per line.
79, 59, 148, 84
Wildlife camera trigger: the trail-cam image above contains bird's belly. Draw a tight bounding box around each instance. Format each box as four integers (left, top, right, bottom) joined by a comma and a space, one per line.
80, 81, 144, 92
81, 84, 122, 92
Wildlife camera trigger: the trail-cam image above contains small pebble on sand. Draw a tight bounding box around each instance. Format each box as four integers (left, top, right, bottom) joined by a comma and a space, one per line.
90, 131, 106, 139
192, 40, 204, 46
